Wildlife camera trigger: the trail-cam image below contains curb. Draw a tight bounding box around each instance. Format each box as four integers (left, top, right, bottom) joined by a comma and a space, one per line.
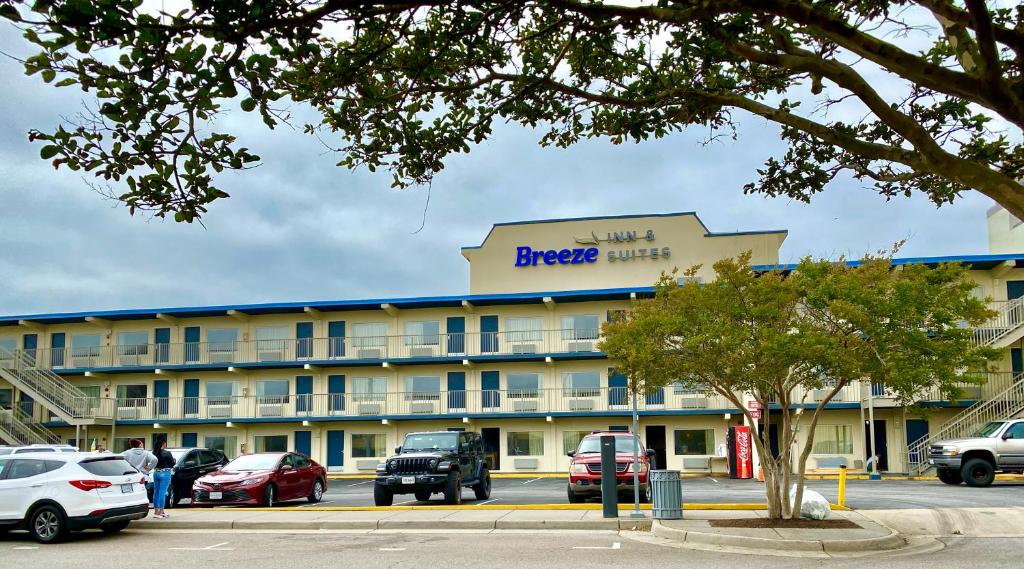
132, 518, 653, 531
167, 503, 848, 512
651, 520, 907, 553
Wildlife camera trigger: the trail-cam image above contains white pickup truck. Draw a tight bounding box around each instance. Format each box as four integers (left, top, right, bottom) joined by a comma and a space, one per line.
929, 419, 1024, 487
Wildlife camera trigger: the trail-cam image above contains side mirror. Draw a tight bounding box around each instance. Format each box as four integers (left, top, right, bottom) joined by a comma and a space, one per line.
280, 464, 293, 471
1003, 432, 1013, 440
183, 460, 196, 468
395, 446, 402, 454
566, 451, 576, 457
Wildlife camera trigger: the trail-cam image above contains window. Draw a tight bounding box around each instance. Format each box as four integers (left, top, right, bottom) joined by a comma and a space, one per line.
507, 373, 541, 398
0, 336, 17, 357
352, 377, 387, 402
404, 321, 440, 346
1006, 422, 1024, 439
206, 381, 238, 405
256, 380, 289, 404
112, 438, 133, 453
506, 317, 543, 343
254, 435, 288, 453
578, 435, 644, 454
116, 384, 148, 404
563, 431, 591, 454
403, 432, 458, 452
255, 326, 289, 360
117, 331, 149, 358
404, 376, 441, 400
0, 388, 11, 409
507, 431, 544, 456
351, 433, 386, 457
6, 459, 49, 479
79, 457, 136, 476
561, 314, 599, 340
71, 334, 102, 361
562, 371, 600, 397
207, 328, 238, 360
812, 425, 853, 454
674, 429, 715, 455
672, 382, 707, 395
352, 322, 387, 348
293, 454, 310, 468
204, 435, 238, 459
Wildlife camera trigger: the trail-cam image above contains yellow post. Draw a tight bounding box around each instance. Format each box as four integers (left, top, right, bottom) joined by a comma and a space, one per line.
837, 465, 847, 507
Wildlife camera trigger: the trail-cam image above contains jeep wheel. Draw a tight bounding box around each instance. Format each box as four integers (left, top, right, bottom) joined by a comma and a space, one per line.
443, 471, 462, 505
473, 469, 491, 500
415, 490, 432, 502
567, 484, 585, 504
962, 458, 996, 487
937, 468, 963, 485
374, 484, 394, 506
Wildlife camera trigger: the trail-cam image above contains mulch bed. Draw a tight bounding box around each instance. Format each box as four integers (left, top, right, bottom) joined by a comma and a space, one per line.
709, 518, 860, 529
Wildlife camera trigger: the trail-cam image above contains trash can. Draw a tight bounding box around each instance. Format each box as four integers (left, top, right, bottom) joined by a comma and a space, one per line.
650, 470, 683, 520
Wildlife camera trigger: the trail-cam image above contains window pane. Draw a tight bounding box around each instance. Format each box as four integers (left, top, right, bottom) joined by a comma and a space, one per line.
117, 331, 149, 355
0, 337, 16, 354
7, 459, 49, 479
352, 323, 387, 347
404, 376, 440, 400
507, 432, 544, 456
404, 321, 440, 346
71, 334, 101, 357
116, 384, 148, 400
79, 385, 101, 399
351, 433, 386, 457
0, 389, 12, 409
256, 380, 289, 397
562, 372, 600, 397
78, 457, 136, 476
674, 429, 715, 455
507, 373, 540, 398
561, 315, 599, 340
812, 425, 853, 454
352, 377, 387, 401
254, 435, 288, 453
207, 328, 238, 354
506, 317, 543, 343
563, 431, 591, 454
205, 435, 238, 459
206, 381, 237, 404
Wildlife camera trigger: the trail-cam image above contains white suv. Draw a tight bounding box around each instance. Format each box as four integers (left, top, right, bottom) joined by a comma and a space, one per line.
0, 452, 149, 543
0, 445, 80, 456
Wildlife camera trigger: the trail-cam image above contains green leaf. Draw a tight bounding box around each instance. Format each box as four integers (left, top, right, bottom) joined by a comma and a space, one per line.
39, 145, 60, 159
41, 69, 56, 83
240, 98, 257, 112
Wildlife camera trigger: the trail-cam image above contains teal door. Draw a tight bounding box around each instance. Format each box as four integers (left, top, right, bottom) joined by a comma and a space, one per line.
326, 430, 345, 468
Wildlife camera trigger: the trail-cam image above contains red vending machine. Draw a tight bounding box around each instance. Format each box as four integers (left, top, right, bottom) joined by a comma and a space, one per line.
727, 426, 753, 479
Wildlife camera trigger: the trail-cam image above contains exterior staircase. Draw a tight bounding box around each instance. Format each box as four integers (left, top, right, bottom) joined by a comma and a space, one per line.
0, 406, 62, 445
0, 347, 113, 426
974, 298, 1024, 348
907, 375, 1024, 475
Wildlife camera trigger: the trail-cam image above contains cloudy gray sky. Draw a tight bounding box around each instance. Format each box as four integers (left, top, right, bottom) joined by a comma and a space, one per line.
0, 23, 996, 316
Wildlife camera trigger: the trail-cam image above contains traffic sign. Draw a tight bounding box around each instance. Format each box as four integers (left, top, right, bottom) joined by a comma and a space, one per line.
747, 400, 763, 410
749, 409, 762, 419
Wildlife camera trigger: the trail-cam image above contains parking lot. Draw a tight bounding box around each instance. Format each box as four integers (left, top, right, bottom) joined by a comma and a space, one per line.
171, 476, 1024, 510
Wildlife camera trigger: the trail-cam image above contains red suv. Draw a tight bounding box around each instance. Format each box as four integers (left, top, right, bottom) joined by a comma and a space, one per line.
567, 431, 654, 503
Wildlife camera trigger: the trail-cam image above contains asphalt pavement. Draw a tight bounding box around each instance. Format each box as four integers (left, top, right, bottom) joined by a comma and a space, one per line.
165, 477, 1024, 510
2, 528, 1024, 569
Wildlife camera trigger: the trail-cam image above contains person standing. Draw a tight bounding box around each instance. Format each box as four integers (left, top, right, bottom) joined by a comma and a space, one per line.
151, 439, 175, 518
122, 439, 157, 485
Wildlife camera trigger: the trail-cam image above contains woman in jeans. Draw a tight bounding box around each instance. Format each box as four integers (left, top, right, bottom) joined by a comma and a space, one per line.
151, 439, 175, 519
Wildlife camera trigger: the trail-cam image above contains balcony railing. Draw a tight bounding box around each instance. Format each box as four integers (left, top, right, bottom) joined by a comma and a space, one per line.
19, 330, 607, 371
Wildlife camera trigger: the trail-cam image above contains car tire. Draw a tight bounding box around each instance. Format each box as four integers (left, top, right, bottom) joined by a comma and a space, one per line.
308, 479, 325, 503
962, 458, 996, 487
166, 485, 177, 509
263, 484, 277, 507
374, 484, 394, 507
937, 468, 963, 485
29, 505, 69, 544
100, 521, 131, 534
414, 490, 432, 502
567, 484, 585, 504
473, 469, 491, 500
443, 471, 462, 505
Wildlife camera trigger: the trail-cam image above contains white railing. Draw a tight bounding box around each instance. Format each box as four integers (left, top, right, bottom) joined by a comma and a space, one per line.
19, 329, 606, 371
974, 298, 1024, 346
907, 373, 1024, 474
0, 346, 115, 422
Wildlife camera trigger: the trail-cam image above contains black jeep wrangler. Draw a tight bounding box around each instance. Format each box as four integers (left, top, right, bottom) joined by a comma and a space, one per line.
374, 431, 491, 506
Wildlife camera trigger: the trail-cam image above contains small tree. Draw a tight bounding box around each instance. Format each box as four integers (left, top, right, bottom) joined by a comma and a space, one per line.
600, 252, 996, 519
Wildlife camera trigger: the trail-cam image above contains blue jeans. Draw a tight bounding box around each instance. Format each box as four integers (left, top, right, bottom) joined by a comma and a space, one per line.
152, 469, 172, 508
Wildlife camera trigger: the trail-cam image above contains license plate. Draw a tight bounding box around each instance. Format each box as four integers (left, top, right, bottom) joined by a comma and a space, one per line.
120, 484, 134, 494
401, 476, 415, 485
209, 491, 223, 500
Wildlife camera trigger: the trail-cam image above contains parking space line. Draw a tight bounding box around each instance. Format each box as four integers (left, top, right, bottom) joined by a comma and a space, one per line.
300, 500, 333, 507
395, 499, 419, 505
708, 477, 719, 484
477, 498, 500, 505
169, 542, 234, 551
379, 547, 406, 551
348, 480, 374, 486
572, 542, 620, 550
521, 477, 542, 485
12, 547, 38, 550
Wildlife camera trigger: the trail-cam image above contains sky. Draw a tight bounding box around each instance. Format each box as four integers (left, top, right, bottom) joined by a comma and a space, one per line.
0, 22, 998, 316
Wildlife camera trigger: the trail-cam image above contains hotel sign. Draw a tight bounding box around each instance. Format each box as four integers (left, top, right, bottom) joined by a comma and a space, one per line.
514, 228, 671, 267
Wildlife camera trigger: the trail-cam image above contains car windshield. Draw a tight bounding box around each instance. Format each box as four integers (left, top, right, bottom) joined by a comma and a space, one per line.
974, 421, 1006, 437
223, 454, 281, 471
170, 449, 189, 461
576, 436, 643, 454
402, 433, 458, 452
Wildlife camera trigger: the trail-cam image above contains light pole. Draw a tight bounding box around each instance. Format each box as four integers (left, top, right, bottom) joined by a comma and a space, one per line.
630, 386, 644, 518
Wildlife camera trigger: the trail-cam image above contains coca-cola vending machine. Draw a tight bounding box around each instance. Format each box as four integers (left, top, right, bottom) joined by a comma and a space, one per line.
727, 426, 753, 479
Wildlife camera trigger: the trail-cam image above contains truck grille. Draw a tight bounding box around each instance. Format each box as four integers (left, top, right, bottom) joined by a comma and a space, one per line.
391, 457, 432, 474
587, 462, 628, 473
928, 445, 945, 456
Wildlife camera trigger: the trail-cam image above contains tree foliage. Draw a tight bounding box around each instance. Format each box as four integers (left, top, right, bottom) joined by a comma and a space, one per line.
599, 252, 997, 518
3, 1, 1024, 222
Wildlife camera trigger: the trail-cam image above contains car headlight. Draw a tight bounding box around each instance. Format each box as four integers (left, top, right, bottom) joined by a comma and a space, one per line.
429, 459, 439, 471
437, 461, 452, 472
941, 446, 959, 456
388, 460, 397, 472
571, 463, 589, 473
239, 476, 267, 486
376, 463, 387, 473
625, 462, 649, 473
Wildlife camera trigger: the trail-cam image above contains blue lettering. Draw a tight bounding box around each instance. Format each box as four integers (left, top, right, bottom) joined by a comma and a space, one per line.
543, 250, 558, 265
571, 249, 586, 264
557, 249, 572, 264
515, 246, 533, 267
532, 250, 543, 265
584, 248, 599, 263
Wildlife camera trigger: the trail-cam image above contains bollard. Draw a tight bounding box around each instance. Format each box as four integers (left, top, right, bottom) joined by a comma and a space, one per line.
600, 435, 618, 519
650, 470, 683, 520
837, 464, 847, 508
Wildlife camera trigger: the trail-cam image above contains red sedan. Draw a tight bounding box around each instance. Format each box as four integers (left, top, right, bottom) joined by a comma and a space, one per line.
192, 452, 327, 507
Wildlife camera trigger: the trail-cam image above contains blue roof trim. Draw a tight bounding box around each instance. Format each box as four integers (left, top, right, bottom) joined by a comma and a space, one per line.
753, 252, 1024, 273
460, 212, 787, 251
